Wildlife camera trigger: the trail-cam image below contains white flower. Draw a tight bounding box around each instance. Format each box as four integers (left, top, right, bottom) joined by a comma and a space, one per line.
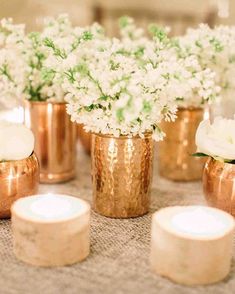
195, 117, 235, 161
0, 121, 34, 161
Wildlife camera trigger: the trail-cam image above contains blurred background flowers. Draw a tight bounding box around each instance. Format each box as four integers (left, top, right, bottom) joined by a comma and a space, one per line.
0, 0, 233, 34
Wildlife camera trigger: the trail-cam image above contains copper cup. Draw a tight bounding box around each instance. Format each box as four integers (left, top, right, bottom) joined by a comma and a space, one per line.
24, 101, 77, 183
203, 157, 235, 216
77, 124, 91, 154
91, 133, 154, 218
158, 107, 206, 181
0, 152, 39, 218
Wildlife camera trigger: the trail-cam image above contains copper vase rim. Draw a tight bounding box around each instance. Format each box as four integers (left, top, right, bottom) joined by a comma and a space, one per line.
207, 157, 235, 168
177, 106, 205, 112
24, 100, 67, 106
92, 132, 153, 139
0, 152, 36, 165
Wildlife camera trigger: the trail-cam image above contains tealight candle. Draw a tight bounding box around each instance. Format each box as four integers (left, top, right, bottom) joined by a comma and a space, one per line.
11, 194, 90, 267
150, 206, 235, 285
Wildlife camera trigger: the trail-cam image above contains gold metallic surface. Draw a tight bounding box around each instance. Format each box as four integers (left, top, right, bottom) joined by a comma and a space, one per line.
24, 101, 77, 183
158, 107, 206, 181
0, 153, 39, 218
91, 133, 154, 218
77, 124, 91, 154
203, 158, 235, 216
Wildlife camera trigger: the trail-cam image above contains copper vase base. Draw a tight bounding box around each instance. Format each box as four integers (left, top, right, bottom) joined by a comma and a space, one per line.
203, 158, 235, 217
40, 169, 76, 184
0, 153, 39, 218
93, 207, 149, 219
158, 107, 206, 182
159, 170, 203, 182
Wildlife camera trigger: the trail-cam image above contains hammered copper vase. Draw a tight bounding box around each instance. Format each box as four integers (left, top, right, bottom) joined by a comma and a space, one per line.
0, 152, 39, 218
24, 101, 77, 183
92, 133, 154, 218
158, 107, 206, 181
203, 157, 235, 216
77, 124, 91, 154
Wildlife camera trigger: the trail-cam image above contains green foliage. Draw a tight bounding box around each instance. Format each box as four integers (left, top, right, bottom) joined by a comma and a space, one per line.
143, 100, 151, 113
0, 63, 14, 82
109, 59, 120, 70
118, 16, 131, 29
148, 24, 168, 42
44, 37, 67, 59
41, 68, 56, 82
116, 108, 124, 122
209, 37, 224, 52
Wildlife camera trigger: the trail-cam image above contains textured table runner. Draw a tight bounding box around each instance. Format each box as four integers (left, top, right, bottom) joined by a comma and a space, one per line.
0, 145, 234, 294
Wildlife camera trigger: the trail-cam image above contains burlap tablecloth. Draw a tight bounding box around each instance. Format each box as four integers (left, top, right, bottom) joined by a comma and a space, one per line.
0, 145, 234, 294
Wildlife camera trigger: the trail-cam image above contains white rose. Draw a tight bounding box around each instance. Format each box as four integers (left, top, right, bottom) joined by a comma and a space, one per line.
195, 117, 235, 160
0, 121, 34, 161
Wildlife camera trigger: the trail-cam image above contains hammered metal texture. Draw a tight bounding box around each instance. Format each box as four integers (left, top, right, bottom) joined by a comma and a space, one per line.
203, 158, 235, 216
91, 133, 154, 218
77, 124, 91, 154
158, 107, 206, 181
0, 153, 39, 218
24, 101, 77, 183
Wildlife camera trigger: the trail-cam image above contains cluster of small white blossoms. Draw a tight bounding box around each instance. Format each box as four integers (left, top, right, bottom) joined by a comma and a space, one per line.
0, 18, 27, 108
176, 24, 235, 100
118, 17, 220, 108
44, 17, 218, 140
23, 14, 79, 102
0, 14, 91, 104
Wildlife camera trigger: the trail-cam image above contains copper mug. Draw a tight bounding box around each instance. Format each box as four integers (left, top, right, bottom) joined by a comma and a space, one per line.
24, 101, 77, 183
91, 133, 154, 218
77, 124, 91, 154
158, 107, 206, 181
203, 157, 235, 216
0, 152, 39, 218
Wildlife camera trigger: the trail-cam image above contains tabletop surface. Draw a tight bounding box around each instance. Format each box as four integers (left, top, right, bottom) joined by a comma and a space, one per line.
0, 143, 234, 294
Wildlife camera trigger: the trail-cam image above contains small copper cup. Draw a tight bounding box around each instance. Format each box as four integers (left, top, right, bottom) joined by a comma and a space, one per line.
158, 107, 206, 181
0, 152, 39, 218
24, 101, 77, 183
203, 157, 235, 216
77, 124, 91, 154
91, 133, 154, 218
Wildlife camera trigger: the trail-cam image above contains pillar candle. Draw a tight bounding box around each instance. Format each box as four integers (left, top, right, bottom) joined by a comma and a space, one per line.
12, 194, 90, 267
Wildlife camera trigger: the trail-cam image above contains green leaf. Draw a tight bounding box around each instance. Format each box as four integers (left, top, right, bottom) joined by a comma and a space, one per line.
192, 152, 208, 157
224, 159, 235, 164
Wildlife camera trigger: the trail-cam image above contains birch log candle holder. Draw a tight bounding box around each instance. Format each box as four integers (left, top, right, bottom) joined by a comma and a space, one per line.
150, 206, 235, 285
11, 194, 90, 267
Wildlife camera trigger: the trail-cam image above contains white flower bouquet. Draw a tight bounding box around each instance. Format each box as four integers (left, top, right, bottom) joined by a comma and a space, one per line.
119, 17, 220, 109
176, 24, 235, 112
0, 14, 95, 104
0, 19, 27, 108
44, 17, 219, 140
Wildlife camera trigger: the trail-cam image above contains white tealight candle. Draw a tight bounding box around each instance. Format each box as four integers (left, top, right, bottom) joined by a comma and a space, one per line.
11, 194, 90, 267
150, 206, 235, 285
